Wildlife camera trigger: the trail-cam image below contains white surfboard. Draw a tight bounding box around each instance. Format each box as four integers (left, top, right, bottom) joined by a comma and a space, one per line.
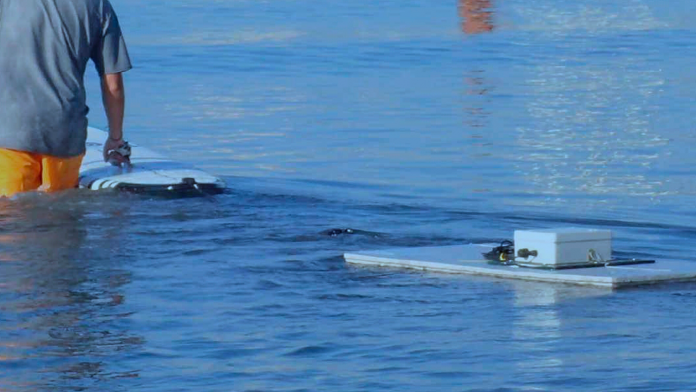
79, 127, 226, 195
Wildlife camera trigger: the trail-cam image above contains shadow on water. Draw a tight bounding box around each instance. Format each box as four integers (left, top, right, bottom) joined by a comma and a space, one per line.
0, 192, 143, 391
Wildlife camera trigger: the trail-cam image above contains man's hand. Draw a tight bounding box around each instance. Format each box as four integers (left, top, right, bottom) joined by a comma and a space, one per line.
103, 136, 131, 166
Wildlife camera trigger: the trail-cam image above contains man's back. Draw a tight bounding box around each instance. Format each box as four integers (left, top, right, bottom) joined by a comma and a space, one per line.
0, 0, 131, 158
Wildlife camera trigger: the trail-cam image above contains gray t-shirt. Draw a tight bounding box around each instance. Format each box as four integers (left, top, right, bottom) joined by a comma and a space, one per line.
0, 0, 132, 157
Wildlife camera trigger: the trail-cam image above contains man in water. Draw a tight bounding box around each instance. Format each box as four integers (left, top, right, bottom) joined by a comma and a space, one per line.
0, 0, 132, 197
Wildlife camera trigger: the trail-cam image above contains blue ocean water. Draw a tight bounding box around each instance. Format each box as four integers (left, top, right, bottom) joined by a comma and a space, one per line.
3, 0, 696, 390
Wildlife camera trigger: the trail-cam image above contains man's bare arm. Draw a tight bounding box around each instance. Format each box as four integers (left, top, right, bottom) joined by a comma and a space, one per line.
102, 72, 125, 141
101, 72, 127, 162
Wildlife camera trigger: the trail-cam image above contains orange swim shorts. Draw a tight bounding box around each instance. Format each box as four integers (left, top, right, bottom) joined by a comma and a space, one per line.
0, 148, 85, 197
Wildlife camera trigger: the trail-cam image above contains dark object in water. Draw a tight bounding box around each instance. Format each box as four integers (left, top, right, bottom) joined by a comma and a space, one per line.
326, 228, 355, 237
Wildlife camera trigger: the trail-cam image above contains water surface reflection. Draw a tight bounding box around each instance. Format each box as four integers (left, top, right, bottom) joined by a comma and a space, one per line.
510, 281, 611, 375
459, 0, 496, 35
0, 194, 142, 391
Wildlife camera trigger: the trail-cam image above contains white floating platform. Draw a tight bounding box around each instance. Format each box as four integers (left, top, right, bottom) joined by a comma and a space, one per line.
344, 245, 696, 289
